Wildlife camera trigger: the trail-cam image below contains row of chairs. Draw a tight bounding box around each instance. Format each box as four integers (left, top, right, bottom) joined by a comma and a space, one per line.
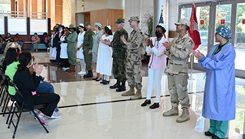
0, 71, 49, 138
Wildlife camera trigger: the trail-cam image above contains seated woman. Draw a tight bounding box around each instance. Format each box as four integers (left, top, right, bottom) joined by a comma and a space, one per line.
3, 47, 61, 116
13, 51, 60, 124
31, 33, 40, 53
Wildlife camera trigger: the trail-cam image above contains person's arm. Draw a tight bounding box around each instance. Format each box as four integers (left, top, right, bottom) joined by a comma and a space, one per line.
151, 44, 165, 57
125, 32, 144, 49
18, 68, 41, 91
199, 47, 236, 70
88, 32, 94, 50
169, 40, 194, 60
67, 33, 77, 43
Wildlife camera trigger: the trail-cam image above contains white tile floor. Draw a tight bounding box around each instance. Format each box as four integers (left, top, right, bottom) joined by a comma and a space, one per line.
0, 52, 245, 139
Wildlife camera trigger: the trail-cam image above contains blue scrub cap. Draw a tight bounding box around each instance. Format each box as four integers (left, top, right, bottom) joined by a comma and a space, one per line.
215, 25, 232, 40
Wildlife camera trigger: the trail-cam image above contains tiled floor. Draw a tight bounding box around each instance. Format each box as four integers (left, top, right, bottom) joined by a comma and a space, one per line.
0, 52, 245, 139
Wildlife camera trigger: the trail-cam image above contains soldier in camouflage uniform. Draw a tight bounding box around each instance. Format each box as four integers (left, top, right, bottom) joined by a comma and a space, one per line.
162, 19, 194, 123
83, 22, 95, 78
110, 18, 128, 92
121, 16, 145, 99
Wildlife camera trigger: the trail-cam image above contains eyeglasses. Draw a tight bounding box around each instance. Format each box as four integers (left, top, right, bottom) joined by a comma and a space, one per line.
27, 59, 35, 68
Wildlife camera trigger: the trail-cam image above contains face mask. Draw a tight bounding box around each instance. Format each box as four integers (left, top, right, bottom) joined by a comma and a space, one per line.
155, 31, 162, 38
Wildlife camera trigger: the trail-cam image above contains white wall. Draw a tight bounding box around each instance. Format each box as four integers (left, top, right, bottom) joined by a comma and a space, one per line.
124, 0, 154, 34
76, 0, 124, 13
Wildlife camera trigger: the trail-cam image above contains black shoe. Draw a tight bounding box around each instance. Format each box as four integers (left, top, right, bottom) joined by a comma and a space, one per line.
102, 80, 110, 85
141, 100, 151, 107
116, 85, 126, 92
212, 134, 224, 139
92, 77, 98, 80
110, 82, 120, 89
84, 71, 93, 78
96, 78, 102, 81
100, 80, 105, 84
149, 103, 159, 109
204, 131, 213, 137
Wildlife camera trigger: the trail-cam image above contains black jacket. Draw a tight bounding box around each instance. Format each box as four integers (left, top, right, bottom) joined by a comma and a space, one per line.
13, 67, 42, 109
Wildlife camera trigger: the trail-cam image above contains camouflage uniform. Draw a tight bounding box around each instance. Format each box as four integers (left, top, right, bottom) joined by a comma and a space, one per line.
164, 33, 194, 109
122, 16, 144, 99
109, 18, 128, 92
111, 28, 128, 82
126, 28, 144, 89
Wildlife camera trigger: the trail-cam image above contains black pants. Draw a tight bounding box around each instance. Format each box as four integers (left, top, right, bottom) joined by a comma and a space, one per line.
13, 93, 60, 117
60, 58, 70, 68
33, 93, 60, 117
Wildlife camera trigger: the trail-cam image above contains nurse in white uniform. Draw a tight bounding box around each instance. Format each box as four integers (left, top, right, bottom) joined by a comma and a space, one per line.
96, 26, 113, 85
77, 23, 86, 75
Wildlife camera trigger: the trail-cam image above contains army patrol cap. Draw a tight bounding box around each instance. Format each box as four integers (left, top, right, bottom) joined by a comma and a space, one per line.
128, 16, 140, 22
85, 22, 91, 26
69, 24, 76, 29
175, 18, 190, 27
115, 18, 125, 23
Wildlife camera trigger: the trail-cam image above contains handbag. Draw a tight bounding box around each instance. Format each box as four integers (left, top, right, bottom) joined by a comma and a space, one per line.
49, 47, 57, 60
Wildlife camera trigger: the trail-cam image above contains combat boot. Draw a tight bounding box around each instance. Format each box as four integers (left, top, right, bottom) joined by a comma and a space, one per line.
176, 108, 190, 123
110, 80, 120, 89
162, 107, 179, 117
116, 81, 126, 92
84, 71, 93, 78
130, 89, 142, 99
121, 86, 134, 96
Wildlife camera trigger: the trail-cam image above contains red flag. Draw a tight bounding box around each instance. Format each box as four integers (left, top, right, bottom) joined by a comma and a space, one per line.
188, 4, 201, 50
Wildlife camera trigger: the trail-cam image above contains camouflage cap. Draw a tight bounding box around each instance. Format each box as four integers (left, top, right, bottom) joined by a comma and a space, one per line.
128, 16, 140, 22
115, 18, 125, 23
85, 21, 91, 26
175, 18, 190, 27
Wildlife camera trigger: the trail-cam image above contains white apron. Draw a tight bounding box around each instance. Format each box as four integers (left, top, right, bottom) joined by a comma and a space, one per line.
77, 31, 85, 59
60, 36, 68, 59
96, 35, 113, 75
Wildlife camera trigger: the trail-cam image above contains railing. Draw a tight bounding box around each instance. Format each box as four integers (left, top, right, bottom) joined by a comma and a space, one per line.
30, 12, 47, 19
0, 11, 47, 19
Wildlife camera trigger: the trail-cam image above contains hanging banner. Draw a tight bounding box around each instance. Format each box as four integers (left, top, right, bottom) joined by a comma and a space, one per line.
242, 19, 245, 24
200, 19, 205, 25
220, 19, 225, 24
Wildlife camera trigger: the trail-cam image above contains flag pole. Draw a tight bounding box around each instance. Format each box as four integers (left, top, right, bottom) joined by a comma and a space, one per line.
189, 54, 194, 80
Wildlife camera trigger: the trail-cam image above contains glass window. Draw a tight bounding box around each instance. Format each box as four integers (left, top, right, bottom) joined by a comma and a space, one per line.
234, 3, 245, 70
0, 0, 11, 13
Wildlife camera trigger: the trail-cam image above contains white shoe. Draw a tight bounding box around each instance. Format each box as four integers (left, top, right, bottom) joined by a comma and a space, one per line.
34, 114, 46, 124
62, 67, 70, 71
50, 111, 62, 119
78, 71, 86, 75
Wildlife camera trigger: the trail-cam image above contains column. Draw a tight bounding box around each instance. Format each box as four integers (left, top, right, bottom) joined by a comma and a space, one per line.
153, 0, 163, 27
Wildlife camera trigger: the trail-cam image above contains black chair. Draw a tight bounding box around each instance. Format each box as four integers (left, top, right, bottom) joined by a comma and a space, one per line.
7, 79, 49, 138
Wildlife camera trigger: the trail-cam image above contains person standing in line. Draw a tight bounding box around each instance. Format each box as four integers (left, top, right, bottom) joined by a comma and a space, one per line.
193, 25, 236, 139
59, 27, 70, 71
77, 23, 86, 75
120, 16, 145, 99
92, 22, 103, 80
141, 24, 167, 109
96, 26, 113, 85
162, 19, 194, 123
66, 24, 78, 72
109, 18, 128, 92
83, 22, 95, 78
55, 25, 64, 65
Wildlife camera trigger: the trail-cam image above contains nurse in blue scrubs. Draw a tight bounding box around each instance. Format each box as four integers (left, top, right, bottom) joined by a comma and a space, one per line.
192, 25, 236, 139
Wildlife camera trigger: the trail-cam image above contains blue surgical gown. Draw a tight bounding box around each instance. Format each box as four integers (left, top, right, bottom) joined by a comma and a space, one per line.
198, 43, 236, 121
